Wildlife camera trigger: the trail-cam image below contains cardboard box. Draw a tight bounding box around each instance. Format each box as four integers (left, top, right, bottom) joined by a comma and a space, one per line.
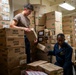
46, 22, 62, 35
37, 43, 51, 52
37, 43, 48, 52
28, 16, 35, 28
46, 11, 62, 22
1, 54, 27, 69
36, 25, 45, 32
0, 66, 21, 75
25, 28, 37, 43
65, 34, 71, 45
0, 37, 25, 47
27, 60, 47, 70
45, 11, 62, 35
0, 28, 24, 38
0, 64, 26, 75
14, 9, 23, 16
36, 49, 51, 62
35, 14, 46, 25
38, 63, 63, 75
72, 47, 76, 64
0, 46, 25, 57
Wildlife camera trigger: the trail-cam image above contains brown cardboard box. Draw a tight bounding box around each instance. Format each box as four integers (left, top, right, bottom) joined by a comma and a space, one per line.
1, 54, 27, 69
0, 37, 25, 47
45, 11, 62, 35
37, 43, 51, 52
62, 16, 75, 47
46, 22, 62, 35
65, 34, 71, 45
72, 47, 76, 64
35, 14, 46, 25
0, 21, 10, 26
46, 11, 62, 22
28, 16, 35, 28
36, 49, 51, 62
0, 46, 25, 57
45, 43, 52, 50
0, 66, 21, 75
27, 60, 47, 70
0, 64, 26, 75
25, 28, 37, 42
38, 63, 63, 75
36, 25, 45, 32
37, 43, 46, 52
0, 28, 24, 38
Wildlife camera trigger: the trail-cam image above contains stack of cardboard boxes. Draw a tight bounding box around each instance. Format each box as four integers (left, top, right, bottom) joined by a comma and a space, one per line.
0, 28, 27, 75
73, 16, 76, 46
36, 29, 56, 62
35, 14, 46, 32
33, 5, 46, 32
62, 16, 75, 47
72, 47, 76, 65
45, 11, 63, 35
26, 60, 63, 75
0, 0, 10, 28
28, 11, 35, 28
65, 34, 71, 46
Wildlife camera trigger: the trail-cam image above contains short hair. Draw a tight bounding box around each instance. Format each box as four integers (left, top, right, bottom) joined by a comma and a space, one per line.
24, 3, 34, 11
57, 33, 65, 39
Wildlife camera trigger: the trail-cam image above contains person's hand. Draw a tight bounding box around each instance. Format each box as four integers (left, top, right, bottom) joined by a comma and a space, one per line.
34, 38, 38, 44
24, 28, 31, 32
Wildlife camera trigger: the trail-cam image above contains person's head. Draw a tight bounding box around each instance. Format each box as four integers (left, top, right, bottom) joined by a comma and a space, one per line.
57, 33, 65, 46
23, 3, 34, 16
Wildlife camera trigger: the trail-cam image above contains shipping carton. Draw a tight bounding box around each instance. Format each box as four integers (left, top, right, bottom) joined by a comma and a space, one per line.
0, 28, 24, 38
35, 14, 46, 25
45, 11, 62, 35
0, 37, 25, 47
25, 28, 37, 43
0, 54, 27, 69
27, 60, 47, 70
36, 49, 51, 62
38, 63, 63, 75
0, 46, 25, 57
72, 47, 76, 64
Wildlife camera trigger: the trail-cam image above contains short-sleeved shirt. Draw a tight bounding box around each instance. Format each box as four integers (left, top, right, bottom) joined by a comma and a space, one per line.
13, 13, 30, 28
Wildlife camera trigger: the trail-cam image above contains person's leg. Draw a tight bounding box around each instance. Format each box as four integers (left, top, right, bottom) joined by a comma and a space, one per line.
64, 65, 73, 75
24, 35, 31, 64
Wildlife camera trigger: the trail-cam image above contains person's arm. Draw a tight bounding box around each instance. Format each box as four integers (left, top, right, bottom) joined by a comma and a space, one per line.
10, 14, 31, 32
10, 20, 31, 32
63, 47, 73, 70
48, 45, 56, 56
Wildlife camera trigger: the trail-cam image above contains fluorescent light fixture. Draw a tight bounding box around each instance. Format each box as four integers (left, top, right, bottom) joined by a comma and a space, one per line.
59, 3, 75, 10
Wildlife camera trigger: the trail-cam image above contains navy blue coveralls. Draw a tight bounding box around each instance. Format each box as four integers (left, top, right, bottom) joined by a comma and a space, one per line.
48, 42, 73, 75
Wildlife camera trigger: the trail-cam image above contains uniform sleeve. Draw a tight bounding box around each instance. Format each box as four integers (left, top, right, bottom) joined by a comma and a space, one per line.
48, 45, 55, 56
63, 47, 73, 70
13, 14, 20, 22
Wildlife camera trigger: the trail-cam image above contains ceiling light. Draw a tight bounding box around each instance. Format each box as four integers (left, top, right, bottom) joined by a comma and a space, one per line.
59, 3, 75, 11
